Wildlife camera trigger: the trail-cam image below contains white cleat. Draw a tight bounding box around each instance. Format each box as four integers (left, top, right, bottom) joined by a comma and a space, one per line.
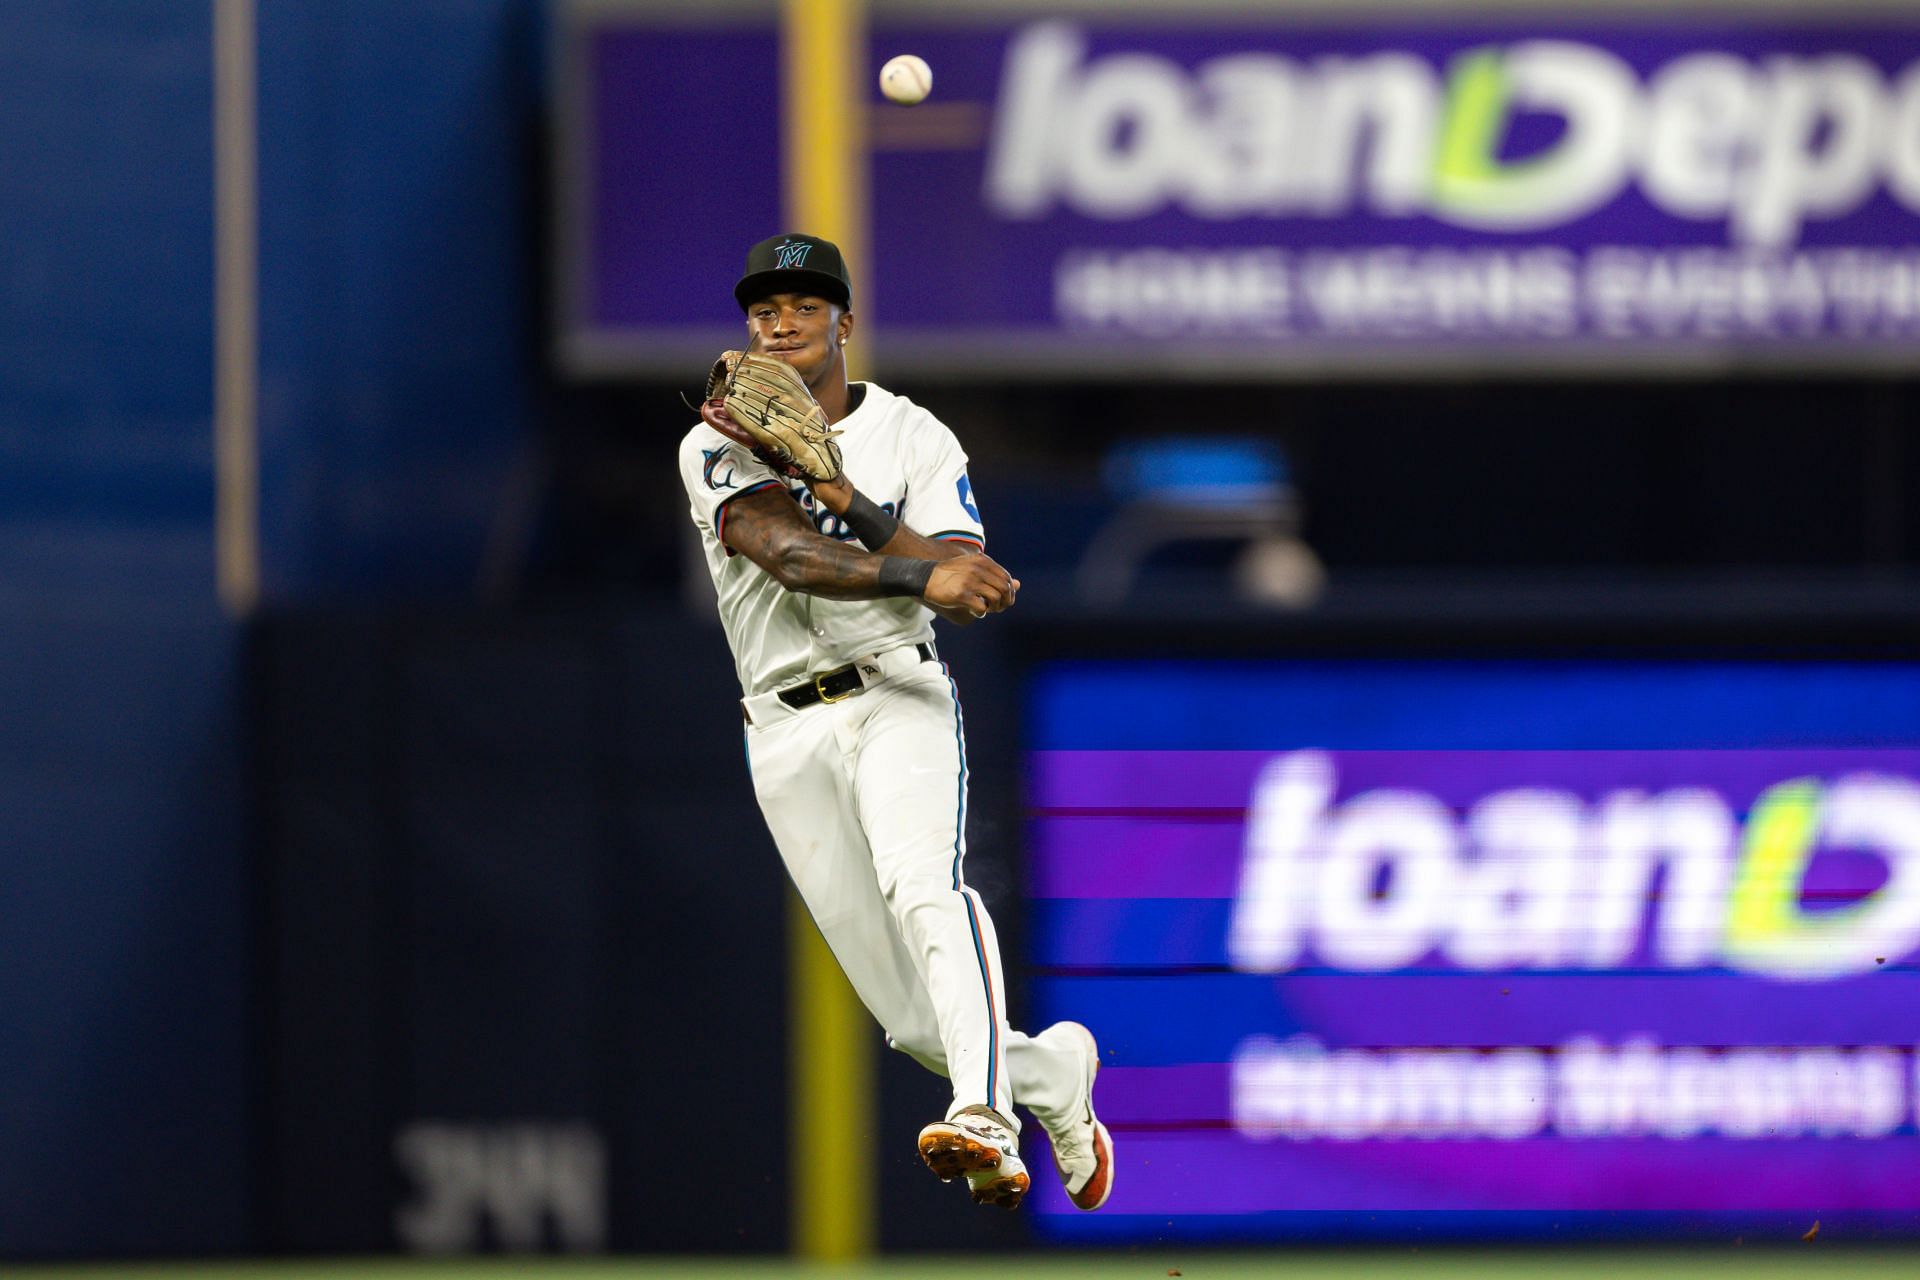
1035, 1021, 1115, 1210
917, 1105, 1030, 1210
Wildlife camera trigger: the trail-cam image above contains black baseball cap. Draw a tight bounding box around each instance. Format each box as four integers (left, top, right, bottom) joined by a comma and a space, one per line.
734, 233, 854, 311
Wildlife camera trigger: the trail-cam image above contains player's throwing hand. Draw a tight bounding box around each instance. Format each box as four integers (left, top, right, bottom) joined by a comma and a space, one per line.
926, 552, 1019, 618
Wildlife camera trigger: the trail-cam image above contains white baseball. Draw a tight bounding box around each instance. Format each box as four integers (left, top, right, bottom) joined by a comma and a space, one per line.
879, 54, 932, 106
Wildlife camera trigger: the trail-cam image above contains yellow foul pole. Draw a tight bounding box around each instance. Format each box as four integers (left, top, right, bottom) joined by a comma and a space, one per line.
781, 0, 874, 1263
213, 0, 260, 612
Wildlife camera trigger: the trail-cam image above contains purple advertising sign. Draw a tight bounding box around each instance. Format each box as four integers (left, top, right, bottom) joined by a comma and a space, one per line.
558, 6, 1920, 375
1023, 662, 1920, 1241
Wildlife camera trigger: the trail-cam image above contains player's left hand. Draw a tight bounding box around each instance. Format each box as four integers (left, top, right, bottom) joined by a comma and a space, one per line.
698, 391, 759, 451
698, 393, 809, 480
701, 349, 845, 483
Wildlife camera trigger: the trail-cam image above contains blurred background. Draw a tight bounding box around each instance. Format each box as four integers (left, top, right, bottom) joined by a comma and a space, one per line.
6, 0, 1920, 1274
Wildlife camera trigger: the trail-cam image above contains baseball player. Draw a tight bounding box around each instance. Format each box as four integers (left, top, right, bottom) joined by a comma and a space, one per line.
676, 233, 1113, 1212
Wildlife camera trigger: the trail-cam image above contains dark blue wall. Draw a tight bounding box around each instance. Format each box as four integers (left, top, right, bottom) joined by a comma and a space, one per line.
256, 0, 538, 599
0, 1, 246, 1258
0, 0, 545, 1257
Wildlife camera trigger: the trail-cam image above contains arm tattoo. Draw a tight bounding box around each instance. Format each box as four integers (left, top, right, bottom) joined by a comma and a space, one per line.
777, 535, 891, 599
720, 487, 922, 600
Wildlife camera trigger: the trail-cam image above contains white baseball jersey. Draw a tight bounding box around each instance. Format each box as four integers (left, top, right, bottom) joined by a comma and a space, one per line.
677, 380, 986, 697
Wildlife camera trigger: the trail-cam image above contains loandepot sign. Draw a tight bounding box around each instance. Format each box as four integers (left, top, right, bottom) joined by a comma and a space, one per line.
989, 25, 1920, 244
571, 16, 1920, 370
1228, 752, 1920, 982
965, 23, 1920, 352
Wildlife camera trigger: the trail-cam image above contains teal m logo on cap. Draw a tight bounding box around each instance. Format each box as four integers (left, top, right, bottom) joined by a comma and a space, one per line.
775, 240, 814, 270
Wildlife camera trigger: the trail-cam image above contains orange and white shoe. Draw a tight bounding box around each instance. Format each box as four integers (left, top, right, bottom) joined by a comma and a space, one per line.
917, 1105, 1030, 1210
1035, 1021, 1114, 1210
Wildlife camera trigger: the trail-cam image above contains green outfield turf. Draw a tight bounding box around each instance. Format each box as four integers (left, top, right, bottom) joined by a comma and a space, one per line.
13, 1252, 1920, 1280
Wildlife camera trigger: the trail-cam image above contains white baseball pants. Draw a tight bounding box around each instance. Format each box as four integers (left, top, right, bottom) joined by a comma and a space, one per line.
742, 649, 1083, 1131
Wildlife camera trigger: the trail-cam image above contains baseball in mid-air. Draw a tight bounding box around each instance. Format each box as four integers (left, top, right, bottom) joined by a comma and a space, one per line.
879, 54, 932, 106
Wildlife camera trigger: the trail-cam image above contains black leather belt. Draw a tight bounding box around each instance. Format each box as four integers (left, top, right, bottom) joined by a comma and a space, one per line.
777, 642, 937, 710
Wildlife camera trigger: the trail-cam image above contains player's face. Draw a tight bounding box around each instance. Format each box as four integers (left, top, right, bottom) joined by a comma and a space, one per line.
745, 292, 853, 388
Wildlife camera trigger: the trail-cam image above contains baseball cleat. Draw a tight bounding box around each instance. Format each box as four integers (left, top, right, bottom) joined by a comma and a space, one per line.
917, 1105, 1030, 1210
1035, 1020, 1115, 1211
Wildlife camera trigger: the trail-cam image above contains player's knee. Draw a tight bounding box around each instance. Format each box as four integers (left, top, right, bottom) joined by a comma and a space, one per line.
886, 1027, 948, 1074
885, 892, 957, 956
879, 864, 954, 919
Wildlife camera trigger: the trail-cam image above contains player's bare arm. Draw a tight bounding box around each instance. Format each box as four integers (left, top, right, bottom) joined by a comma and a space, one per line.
721, 486, 1017, 615
805, 473, 968, 562
802, 472, 1002, 625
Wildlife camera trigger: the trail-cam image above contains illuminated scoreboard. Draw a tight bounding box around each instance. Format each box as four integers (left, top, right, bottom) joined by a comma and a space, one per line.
1022, 660, 1920, 1241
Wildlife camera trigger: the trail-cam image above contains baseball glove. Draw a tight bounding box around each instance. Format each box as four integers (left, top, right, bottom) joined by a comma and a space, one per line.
700, 350, 844, 483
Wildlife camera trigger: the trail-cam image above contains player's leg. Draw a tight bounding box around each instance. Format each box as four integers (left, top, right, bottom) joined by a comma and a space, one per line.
743, 707, 943, 1062
848, 662, 1044, 1207
1017, 1021, 1116, 1211
848, 665, 1115, 1211
848, 662, 1013, 1125
890, 1022, 1083, 1129
746, 698, 1014, 1089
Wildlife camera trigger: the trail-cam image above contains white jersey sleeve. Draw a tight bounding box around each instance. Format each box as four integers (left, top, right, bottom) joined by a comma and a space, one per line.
678, 430, 788, 555
904, 421, 986, 552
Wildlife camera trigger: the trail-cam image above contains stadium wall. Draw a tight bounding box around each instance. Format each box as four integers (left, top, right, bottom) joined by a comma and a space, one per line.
0, 3, 247, 1258
0, 0, 544, 1258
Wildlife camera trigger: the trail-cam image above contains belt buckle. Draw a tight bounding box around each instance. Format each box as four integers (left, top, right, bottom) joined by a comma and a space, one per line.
815, 668, 858, 704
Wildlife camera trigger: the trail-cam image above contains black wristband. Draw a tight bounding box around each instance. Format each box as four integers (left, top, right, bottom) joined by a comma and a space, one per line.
841, 488, 902, 550
876, 556, 937, 599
